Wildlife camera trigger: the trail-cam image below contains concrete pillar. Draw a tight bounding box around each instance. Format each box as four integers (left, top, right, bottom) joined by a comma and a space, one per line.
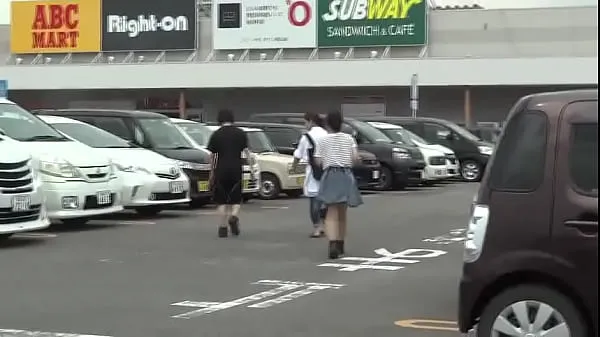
464, 86, 472, 127
178, 90, 186, 119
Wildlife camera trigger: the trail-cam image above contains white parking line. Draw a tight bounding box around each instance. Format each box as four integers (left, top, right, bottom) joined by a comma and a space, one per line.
12, 232, 57, 238
116, 221, 156, 226
260, 206, 289, 209
0, 328, 112, 337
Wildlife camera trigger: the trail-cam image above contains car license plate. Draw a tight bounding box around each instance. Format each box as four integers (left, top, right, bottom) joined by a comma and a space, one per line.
97, 191, 111, 205
198, 181, 209, 192
296, 176, 304, 185
11, 195, 31, 212
243, 180, 249, 189
169, 181, 185, 193
435, 169, 443, 175
372, 170, 380, 179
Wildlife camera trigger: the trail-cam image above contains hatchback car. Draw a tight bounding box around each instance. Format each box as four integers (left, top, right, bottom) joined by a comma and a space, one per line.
458, 89, 598, 337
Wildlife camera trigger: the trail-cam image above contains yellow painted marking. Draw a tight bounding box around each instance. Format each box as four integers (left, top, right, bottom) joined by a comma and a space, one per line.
394, 319, 459, 332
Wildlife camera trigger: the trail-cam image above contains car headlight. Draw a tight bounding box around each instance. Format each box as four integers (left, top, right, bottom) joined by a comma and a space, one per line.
392, 148, 411, 160
463, 204, 490, 263
39, 160, 81, 178
177, 160, 211, 171
478, 146, 493, 156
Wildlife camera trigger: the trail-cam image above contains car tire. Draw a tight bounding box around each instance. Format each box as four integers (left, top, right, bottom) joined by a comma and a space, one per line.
375, 166, 394, 191
286, 190, 303, 198
134, 207, 162, 216
259, 173, 281, 200
477, 284, 588, 337
61, 218, 89, 226
189, 198, 210, 208
460, 160, 483, 182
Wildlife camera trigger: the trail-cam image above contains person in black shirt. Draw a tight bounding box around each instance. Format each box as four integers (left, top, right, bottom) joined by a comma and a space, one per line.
207, 109, 250, 238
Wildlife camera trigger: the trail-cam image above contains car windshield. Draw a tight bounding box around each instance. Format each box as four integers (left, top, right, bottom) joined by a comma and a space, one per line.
0, 103, 69, 142
247, 131, 276, 153
51, 122, 134, 148
402, 128, 431, 145
176, 123, 212, 146
138, 118, 195, 149
353, 121, 393, 143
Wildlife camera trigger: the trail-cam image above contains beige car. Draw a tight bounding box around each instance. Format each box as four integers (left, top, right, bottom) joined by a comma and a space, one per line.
171, 119, 304, 199
170, 118, 260, 200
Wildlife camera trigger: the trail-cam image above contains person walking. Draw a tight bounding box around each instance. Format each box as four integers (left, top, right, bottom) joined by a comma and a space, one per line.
315, 110, 363, 259
207, 109, 250, 238
291, 111, 328, 238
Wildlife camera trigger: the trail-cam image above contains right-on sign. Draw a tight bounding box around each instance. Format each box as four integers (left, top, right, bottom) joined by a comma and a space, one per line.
212, 0, 317, 49
101, 0, 197, 51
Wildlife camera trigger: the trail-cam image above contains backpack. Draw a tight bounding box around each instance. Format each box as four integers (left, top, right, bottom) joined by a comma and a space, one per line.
304, 133, 323, 180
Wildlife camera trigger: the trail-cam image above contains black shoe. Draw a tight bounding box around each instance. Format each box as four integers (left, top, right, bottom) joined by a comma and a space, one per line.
337, 240, 345, 255
228, 216, 240, 236
218, 226, 228, 238
328, 241, 340, 259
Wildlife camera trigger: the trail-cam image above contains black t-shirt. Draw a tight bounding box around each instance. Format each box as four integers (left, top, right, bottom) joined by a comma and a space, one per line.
207, 125, 248, 175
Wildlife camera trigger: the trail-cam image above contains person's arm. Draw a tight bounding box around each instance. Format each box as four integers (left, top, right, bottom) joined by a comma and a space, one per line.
292, 135, 307, 171
207, 134, 218, 186
350, 135, 360, 165
314, 136, 324, 167
241, 132, 252, 168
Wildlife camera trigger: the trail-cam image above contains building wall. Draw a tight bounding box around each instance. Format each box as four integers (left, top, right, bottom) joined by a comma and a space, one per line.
8, 85, 590, 123
3, 5, 597, 65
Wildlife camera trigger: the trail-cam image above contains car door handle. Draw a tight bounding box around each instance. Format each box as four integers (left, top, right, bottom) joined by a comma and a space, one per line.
565, 220, 598, 235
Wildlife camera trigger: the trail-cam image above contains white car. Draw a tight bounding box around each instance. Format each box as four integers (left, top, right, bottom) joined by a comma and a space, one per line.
0, 98, 124, 225
368, 121, 461, 180
170, 118, 261, 199
39, 115, 191, 215
0, 135, 50, 239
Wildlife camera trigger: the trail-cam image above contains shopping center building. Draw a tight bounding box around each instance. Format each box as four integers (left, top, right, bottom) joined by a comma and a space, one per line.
0, 1, 597, 122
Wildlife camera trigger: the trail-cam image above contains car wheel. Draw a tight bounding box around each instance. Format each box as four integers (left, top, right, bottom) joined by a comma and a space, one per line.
477, 285, 587, 337
375, 166, 394, 190
134, 206, 162, 216
259, 173, 281, 200
286, 190, 303, 198
460, 160, 483, 182
189, 198, 210, 208
61, 218, 89, 226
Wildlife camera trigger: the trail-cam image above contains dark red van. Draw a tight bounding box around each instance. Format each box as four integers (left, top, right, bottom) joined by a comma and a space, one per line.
458, 89, 598, 337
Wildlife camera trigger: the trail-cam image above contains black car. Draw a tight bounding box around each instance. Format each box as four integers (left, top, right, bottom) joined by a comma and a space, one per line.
248, 113, 426, 190
360, 117, 494, 182
33, 109, 213, 207
232, 122, 382, 189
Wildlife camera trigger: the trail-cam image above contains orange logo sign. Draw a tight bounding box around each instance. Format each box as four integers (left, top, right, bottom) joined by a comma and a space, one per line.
11, 0, 101, 54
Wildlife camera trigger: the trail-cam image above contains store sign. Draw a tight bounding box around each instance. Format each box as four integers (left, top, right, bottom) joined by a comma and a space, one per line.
212, 0, 317, 49
101, 0, 196, 51
10, 0, 102, 54
317, 0, 427, 47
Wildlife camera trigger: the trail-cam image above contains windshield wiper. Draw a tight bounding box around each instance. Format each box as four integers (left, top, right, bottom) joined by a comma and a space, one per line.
168, 146, 195, 150
103, 145, 134, 148
20, 135, 68, 142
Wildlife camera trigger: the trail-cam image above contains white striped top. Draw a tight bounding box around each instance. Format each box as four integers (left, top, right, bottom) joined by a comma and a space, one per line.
315, 132, 357, 169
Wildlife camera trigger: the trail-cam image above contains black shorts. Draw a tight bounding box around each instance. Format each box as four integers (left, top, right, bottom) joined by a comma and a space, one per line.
212, 173, 243, 205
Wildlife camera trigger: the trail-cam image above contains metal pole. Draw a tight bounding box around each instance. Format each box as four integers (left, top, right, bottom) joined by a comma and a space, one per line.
410, 73, 419, 118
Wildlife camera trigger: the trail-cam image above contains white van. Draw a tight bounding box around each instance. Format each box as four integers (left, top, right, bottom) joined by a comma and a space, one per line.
40, 115, 190, 216
367, 122, 461, 180
0, 135, 50, 239
0, 99, 124, 225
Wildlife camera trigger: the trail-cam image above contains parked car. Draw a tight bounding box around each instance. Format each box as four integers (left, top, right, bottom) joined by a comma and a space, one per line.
459, 89, 598, 337
169, 118, 261, 200
360, 116, 493, 182
457, 123, 503, 144
202, 125, 304, 199
231, 122, 382, 190
249, 113, 425, 190
32, 109, 213, 207
0, 135, 50, 239
40, 115, 191, 215
1, 100, 124, 225
366, 121, 456, 183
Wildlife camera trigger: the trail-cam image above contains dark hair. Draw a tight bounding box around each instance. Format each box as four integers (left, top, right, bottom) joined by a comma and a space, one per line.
217, 109, 234, 124
304, 111, 323, 127
326, 110, 343, 132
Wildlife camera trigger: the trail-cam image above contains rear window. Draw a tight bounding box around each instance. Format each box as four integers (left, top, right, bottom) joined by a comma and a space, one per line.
489, 111, 547, 192
569, 123, 598, 196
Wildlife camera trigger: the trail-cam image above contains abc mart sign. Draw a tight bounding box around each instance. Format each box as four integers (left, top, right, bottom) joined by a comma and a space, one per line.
213, 0, 317, 49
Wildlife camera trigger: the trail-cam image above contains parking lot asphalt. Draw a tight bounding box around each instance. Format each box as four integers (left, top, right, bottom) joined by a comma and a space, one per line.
0, 182, 477, 337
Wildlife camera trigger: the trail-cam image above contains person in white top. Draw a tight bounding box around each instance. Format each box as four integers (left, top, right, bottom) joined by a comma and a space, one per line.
315, 110, 363, 260
292, 112, 329, 238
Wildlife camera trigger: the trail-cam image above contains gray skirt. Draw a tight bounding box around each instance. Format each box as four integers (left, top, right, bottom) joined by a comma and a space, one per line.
317, 167, 363, 207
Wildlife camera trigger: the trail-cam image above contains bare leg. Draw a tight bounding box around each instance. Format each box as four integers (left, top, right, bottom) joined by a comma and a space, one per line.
230, 204, 241, 217
217, 204, 228, 237
324, 205, 339, 240
228, 204, 241, 236
338, 204, 348, 240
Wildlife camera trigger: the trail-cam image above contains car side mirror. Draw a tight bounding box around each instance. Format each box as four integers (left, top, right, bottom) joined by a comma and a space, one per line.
292, 142, 298, 147
446, 133, 454, 141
